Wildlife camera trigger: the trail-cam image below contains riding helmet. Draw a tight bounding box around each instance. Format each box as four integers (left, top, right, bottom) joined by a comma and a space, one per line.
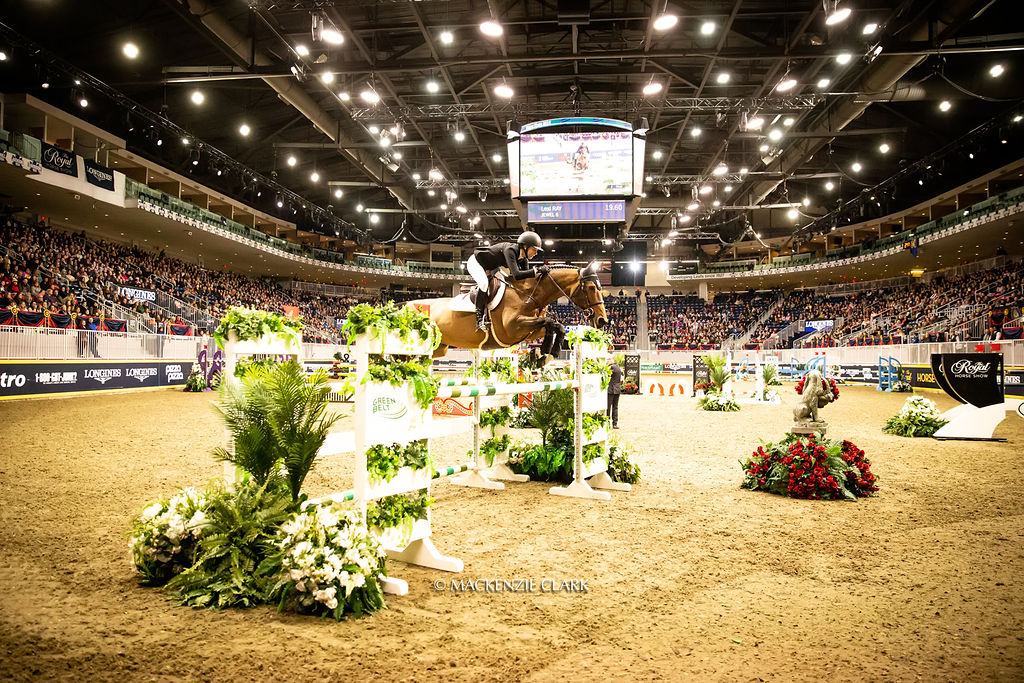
517, 231, 544, 252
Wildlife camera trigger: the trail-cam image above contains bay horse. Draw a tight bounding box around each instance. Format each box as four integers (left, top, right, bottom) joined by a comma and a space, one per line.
413, 264, 608, 358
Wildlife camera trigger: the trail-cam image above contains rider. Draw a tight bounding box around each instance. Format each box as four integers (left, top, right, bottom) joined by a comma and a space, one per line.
468, 231, 550, 331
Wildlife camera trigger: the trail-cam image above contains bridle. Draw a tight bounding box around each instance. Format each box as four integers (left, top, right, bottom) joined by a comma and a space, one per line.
523, 268, 604, 322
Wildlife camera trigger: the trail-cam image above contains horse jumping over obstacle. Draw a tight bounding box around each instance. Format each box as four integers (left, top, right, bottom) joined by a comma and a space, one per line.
414, 264, 608, 358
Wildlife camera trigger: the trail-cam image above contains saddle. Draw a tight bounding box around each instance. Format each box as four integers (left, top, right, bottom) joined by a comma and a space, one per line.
448, 274, 506, 314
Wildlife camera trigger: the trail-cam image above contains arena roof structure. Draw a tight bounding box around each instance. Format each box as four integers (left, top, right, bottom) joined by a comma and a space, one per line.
1, 0, 1023, 266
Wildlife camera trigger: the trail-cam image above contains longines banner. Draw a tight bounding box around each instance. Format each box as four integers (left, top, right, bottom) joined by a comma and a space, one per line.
0, 360, 189, 399
40, 142, 78, 177
83, 158, 115, 191
119, 286, 157, 302
931, 353, 1004, 408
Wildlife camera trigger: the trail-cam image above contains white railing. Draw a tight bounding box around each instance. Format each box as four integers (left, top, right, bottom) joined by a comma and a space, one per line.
0, 326, 204, 360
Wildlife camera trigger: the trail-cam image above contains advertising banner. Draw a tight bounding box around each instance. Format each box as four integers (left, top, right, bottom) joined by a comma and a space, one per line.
40, 142, 78, 177
692, 356, 709, 396
623, 353, 641, 393
931, 353, 1004, 408
119, 286, 157, 302
0, 360, 189, 399
83, 159, 115, 191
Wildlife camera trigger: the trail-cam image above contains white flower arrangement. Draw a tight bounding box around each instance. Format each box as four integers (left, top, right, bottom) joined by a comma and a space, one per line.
698, 392, 742, 412
883, 394, 949, 437
129, 487, 211, 584
272, 501, 387, 618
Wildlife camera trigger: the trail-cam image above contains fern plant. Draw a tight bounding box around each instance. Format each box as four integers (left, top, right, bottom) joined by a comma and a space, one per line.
166, 479, 293, 609
213, 369, 279, 487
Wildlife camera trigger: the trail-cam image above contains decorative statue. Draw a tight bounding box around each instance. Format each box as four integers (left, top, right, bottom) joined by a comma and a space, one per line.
792, 369, 837, 436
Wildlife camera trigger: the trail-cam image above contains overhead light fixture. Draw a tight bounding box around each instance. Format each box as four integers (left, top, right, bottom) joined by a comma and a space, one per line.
645, 175, 653, 182
879, 142, 890, 154
239, 123, 251, 136
724, 185, 733, 192
493, 83, 514, 99
989, 64, 1005, 78
356, 203, 364, 212
680, 214, 692, 223
360, 88, 380, 104
276, 195, 284, 208
453, 130, 465, 142
825, 5, 851, 25
544, 239, 554, 245
368, 125, 379, 135
393, 151, 403, 160
699, 184, 713, 195
712, 200, 721, 207
426, 79, 440, 93
320, 71, 335, 84
439, 30, 454, 44
190, 90, 205, 105
668, 230, 679, 238
712, 162, 728, 176
802, 197, 811, 207
77, 94, 89, 107
492, 152, 502, 162
716, 72, 730, 84
0, 51, 7, 61
817, 77, 831, 89
338, 91, 350, 101
836, 52, 852, 65
783, 117, 795, 127
700, 21, 715, 35
379, 134, 391, 147
321, 25, 344, 45
413, 173, 422, 181
456, 205, 468, 214
122, 42, 139, 59
739, 167, 749, 175
862, 22, 878, 35
747, 116, 764, 130
652, 150, 663, 160
825, 181, 835, 190
759, 143, 770, 152
768, 128, 783, 141
939, 100, 951, 112
310, 171, 320, 182
181, 137, 190, 145
369, 213, 380, 224
295, 44, 310, 57
851, 161, 862, 172
653, 13, 678, 31
787, 208, 799, 220
775, 77, 797, 92
642, 81, 663, 96
1014, 115, 1023, 123
334, 189, 343, 198
687, 201, 700, 211
690, 126, 702, 137
429, 167, 444, 181
480, 20, 503, 37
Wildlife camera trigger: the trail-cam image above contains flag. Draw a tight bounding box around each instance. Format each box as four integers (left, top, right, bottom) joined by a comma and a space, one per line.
282, 305, 301, 319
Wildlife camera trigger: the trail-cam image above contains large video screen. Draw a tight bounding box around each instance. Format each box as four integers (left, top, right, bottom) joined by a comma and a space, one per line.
519, 130, 634, 197
527, 200, 626, 223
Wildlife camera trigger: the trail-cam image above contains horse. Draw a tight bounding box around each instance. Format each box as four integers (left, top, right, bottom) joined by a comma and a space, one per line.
412, 264, 608, 358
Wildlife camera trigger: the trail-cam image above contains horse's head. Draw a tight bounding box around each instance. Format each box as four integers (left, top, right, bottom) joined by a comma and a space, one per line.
570, 263, 607, 329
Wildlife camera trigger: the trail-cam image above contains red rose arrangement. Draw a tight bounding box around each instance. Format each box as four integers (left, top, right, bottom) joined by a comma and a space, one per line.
740, 434, 877, 500
795, 376, 840, 402
693, 381, 713, 393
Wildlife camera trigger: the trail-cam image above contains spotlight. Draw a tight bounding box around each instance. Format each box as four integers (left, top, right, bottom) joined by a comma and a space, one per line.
862, 22, 878, 35
479, 20, 503, 37
739, 167, 749, 175
360, 88, 380, 104
239, 123, 251, 136
851, 161, 862, 172
320, 71, 335, 84
783, 117, 795, 127
189, 148, 200, 166
825, 5, 851, 25
643, 81, 663, 96
836, 52, 852, 65
775, 77, 797, 92
879, 143, 890, 154
712, 162, 728, 176
321, 26, 344, 45
122, 42, 139, 59
817, 77, 831, 89
939, 100, 951, 112
181, 137, 190, 145
690, 126, 702, 137
787, 208, 799, 219
369, 213, 380, 224
429, 168, 444, 181
825, 181, 835, 191
700, 21, 715, 35
334, 189, 343, 198
989, 64, 1005, 78
295, 44, 310, 56
759, 144, 769, 152
768, 128, 783, 141
652, 150, 663, 160
492, 152, 502, 163
0, 50, 7, 61
653, 14, 678, 31
439, 30, 454, 44
716, 72, 730, 84
747, 116, 765, 130
699, 185, 713, 195
453, 130, 465, 142
190, 90, 205, 105
493, 83, 514, 99
310, 171, 320, 182
724, 185, 733, 192
287, 155, 297, 167
338, 91, 350, 101
426, 79, 440, 93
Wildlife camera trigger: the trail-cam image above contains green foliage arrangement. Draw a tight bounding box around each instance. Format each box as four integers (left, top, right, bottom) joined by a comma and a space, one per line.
234, 355, 279, 378
365, 440, 433, 484
214, 307, 303, 350
582, 411, 610, 438
704, 354, 733, 392
341, 301, 440, 350
478, 434, 512, 467
606, 441, 641, 484
762, 364, 782, 386
184, 366, 208, 392
698, 393, 742, 411
507, 440, 573, 483
478, 406, 513, 434
565, 327, 613, 349
883, 395, 949, 437
365, 491, 433, 537
129, 486, 213, 585
214, 361, 341, 502
364, 355, 439, 410
166, 479, 293, 609
467, 357, 518, 384
583, 359, 611, 390
524, 387, 575, 447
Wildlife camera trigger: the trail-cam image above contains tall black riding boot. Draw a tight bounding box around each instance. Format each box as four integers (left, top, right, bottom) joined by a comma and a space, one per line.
475, 290, 489, 331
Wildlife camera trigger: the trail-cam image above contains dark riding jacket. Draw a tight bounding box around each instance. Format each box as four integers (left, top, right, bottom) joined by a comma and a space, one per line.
473, 242, 537, 280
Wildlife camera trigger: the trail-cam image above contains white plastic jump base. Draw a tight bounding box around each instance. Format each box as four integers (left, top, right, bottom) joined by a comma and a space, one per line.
587, 471, 633, 492
386, 537, 464, 574
549, 479, 612, 501
380, 576, 409, 596
448, 469, 505, 490
933, 402, 1009, 441
486, 463, 530, 482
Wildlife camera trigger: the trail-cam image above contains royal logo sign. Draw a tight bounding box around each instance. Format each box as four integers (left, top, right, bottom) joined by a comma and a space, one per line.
931, 353, 1004, 408
41, 143, 78, 177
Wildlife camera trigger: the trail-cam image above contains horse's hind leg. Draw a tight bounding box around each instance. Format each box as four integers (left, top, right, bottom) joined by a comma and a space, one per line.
432, 344, 449, 358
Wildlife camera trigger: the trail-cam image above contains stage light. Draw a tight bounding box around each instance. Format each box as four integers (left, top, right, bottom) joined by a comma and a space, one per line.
724, 185, 733, 192
862, 22, 878, 35
78, 96, 88, 108
393, 151, 402, 159
803, 197, 811, 206
334, 189, 343, 198
851, 161, 862, 172
453, 130, 465, 142
439, 31, 454, 44
492, 152, 502, 162
680, 214, 692, 223
295, 44, 310, 56
369, 213, 380, 224
356, 203, 364, 212
429, 167, 444, 181
239, 123, 251, 136
716, 72, 730, 84
759, 143, 769, 152
181, 137, 190, 145
691, 126, 702, 137
825, 181, 835, 191
787, 208, 799, 220
287, 155, 297, 166
493, 83, 514, 99
783, 117, 795, 127
338, 91, 350, 101
739, 167, 749, 174
825, 5, 851, 25
480, 20, 503, 37
653, 13, 678, 31
320, 71, 335, 84
426, 79, 440, 93
713, 162, 728, 176
700, 21, 715, 35
321, 26, 344, 45
190, 90, 205, 105
0, 51, 7, 61
544, 239, 554, 245
699, 185, 713, 195
456, 205, 468, 214
310, 171, 320, 182
768, 128, 783, 141
836, 52, 852, 65
712, 200, 721, 207
122, 42, 139, 59
879, 142, 890, 154
643, 81, 663, 96
939, 100, 951, 112
776, 77, 797, 92
652, 150, 663, 160
360, 88, 380, 104
989, 64, 1005, 78
687, 201, 700, 211
817, 77, 831, 89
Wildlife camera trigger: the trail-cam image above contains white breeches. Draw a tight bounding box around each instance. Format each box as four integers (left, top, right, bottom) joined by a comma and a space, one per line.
467, 255, 489, 292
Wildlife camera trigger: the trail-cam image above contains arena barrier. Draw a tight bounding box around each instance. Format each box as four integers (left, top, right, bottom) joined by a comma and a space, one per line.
877, 356, 903, 391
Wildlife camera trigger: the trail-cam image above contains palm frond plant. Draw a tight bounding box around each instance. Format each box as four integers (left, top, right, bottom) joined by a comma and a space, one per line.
762, 363, 781, 386
212, 368, 279, 487
704, 354, 733, 394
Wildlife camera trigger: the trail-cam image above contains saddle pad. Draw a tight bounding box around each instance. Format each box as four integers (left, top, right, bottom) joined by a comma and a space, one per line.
448, 280, 506, 313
